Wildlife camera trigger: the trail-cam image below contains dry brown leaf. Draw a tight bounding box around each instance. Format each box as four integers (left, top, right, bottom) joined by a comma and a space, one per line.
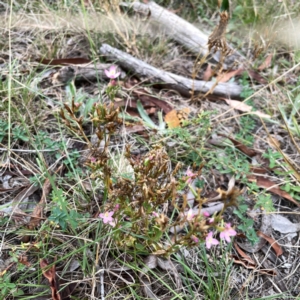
18, 255, 31, 267
124, 79, 173, 114
40, 259, 61, 300
224, 99, 270, 119
247, 69, 268, 84
28, 178, 52, 230
217, 68, 243, 83
146, 107, 156, 115
165, 108, 190, 129
203, 64, 213, 81
139, 94, 173, 114
250, 166, 269, 174
257, 231, 283, 256
232, 254, 256, 268
258, 54, 273, 71
123, 125, 146, 134
234, 242, 255, 264
219, 134, 257, 157
232, 255, 277, 276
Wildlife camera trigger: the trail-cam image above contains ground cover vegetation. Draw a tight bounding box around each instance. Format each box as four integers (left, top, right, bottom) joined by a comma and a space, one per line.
0, 0, 300, 299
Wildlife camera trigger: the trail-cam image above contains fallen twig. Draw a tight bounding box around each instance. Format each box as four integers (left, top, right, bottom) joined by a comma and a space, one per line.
125, 1, 246, 69
100, 43, 243, 98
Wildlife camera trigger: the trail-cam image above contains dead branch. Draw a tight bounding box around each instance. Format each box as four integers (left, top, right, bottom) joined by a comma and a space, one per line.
100, 43, 243, 98
127, 1, 246, 69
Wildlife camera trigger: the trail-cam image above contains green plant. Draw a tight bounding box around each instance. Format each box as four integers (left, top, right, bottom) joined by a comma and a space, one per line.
59, 98, 239, 256
278, 86, 300, 137
239, 72, 254, 98
234, 202, 258, 244
177, 243, 234, 300
213, 147, 250, 180
0, 121, 31, 143
12, 126, 30, 142
262, 149, 282, 168
34, 130, 61, 151
0, 120, 9, 143
255, 193, 275, 212
235, 115, 256, 146
0, 272, 24, 298
48, 188, 82, 230
281, 183, 300, 201
65, 81, 99, 122
137, 100, 166, 132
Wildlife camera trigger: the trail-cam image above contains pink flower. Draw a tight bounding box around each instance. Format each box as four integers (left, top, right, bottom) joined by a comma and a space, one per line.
202, 211, 210, 217
208, 217, 214, 223
206, 232, 219, 249
152, 212, 159, 217
90, 157, 96, 163
114, 204, 120, 211
99, 211, 115, 227
186, 168, 197, 184
105, 65, 120, 79
220, 223, 236, 243
186, 208, 194, 221
191, 235, 199, 243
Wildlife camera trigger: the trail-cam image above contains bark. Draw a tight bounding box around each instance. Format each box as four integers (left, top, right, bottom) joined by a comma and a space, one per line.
128, 1, 246, 69
100, 43, 243, 98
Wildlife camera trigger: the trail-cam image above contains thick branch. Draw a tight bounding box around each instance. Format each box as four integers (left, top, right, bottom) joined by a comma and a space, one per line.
129, 1, 246, 69
100, 43, 242, 98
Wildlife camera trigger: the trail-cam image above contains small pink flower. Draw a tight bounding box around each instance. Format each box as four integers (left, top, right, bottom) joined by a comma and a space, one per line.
208, 217, 215, 223
202, 211, 210, 217
186, 167, 197, 184
206, 232, 219, 249
105, 65, 120, 79
90, 157, 96, 163
220, 223, 237, 243
114, 204, 120, 211
152, 212, 159, 217
186, 208, 194, 221
99, 211, 115, 226
191, 235, 199, 243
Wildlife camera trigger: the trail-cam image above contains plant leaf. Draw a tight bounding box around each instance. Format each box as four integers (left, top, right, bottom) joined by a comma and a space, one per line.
220, 0, 229, 12
137, 100, 158, 129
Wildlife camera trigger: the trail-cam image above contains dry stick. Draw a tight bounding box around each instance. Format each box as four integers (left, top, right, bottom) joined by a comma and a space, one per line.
99, 44, 243, 98
127, 1, 246, 69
